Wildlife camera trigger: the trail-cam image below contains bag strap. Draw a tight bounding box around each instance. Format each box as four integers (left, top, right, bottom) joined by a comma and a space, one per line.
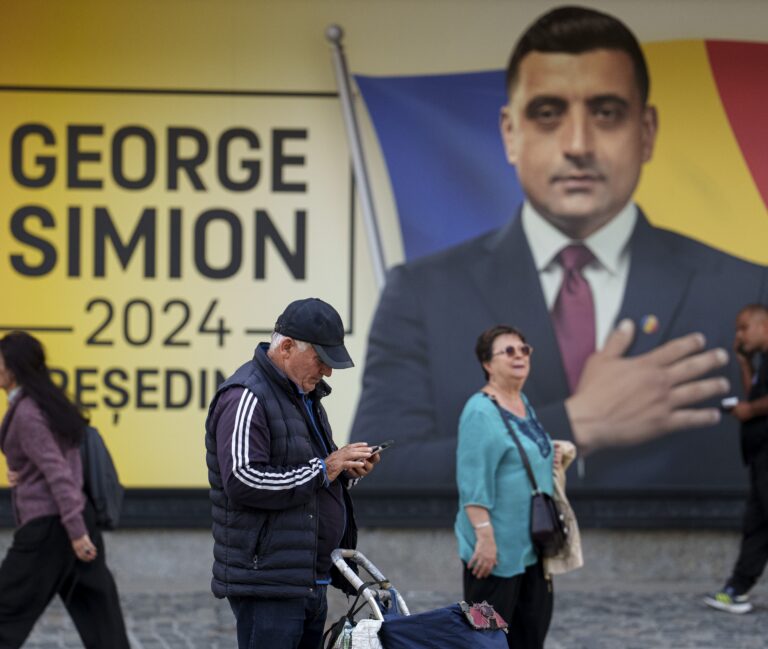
484, 393, 540, 493
322, 579, 383, 649
322, 617, 347, 649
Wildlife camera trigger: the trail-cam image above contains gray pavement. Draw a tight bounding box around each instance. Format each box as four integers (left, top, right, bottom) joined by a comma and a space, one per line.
3, 529, 766, 648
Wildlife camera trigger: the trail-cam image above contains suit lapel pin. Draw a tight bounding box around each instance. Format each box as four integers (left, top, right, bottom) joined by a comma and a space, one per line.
641, 314, 659, 334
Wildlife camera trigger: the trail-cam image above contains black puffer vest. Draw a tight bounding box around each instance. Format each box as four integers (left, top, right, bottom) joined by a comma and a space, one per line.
205, 344, 357, 599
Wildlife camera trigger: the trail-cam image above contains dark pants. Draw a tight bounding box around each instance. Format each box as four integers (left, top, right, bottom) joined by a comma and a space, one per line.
228, 585, 328, 649
463, 561, 552, 649
0, 506, 129, 649
728, 447, 768, 594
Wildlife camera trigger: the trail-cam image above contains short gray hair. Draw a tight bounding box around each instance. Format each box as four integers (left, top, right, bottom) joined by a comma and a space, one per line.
270, 332, 309, 352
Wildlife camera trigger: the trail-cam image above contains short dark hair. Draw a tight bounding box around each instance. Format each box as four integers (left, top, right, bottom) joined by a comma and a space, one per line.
475, 325, 527, 380
739, 303, 768, 319
506, 5, 650, 105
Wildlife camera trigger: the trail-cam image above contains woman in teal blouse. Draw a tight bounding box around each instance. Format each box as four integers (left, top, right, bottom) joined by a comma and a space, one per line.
455, 325, 558, 649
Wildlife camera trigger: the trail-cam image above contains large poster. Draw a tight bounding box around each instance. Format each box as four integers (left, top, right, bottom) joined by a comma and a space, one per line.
2, 84, 353, 486
349, 38, 768, 493
1, 1, 766, 498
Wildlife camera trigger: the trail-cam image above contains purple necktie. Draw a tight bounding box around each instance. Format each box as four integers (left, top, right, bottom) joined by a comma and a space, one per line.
552, 244, 596, 392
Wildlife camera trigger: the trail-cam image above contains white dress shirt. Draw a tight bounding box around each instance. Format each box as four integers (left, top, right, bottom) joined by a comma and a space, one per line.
521, 201, 636, 350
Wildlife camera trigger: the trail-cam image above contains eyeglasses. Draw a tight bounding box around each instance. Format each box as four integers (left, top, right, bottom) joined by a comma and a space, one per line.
491, 344, 533, 358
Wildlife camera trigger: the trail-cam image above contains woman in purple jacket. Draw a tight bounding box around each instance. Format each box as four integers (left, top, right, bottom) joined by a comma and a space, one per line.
0, 331, 129, 648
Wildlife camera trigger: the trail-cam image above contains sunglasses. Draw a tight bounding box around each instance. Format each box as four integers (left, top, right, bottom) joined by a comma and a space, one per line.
491, 344, 533, 358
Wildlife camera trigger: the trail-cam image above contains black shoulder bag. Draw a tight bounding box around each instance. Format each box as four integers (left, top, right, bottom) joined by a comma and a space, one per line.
80, 426, 125, 530
486, 394, 567, 558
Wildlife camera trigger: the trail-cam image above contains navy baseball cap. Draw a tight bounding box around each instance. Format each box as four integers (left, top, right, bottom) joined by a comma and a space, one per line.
274, 298, 354, 369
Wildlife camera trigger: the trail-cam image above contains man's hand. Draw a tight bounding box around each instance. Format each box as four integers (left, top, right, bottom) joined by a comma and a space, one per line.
566, 319, 730, 453
345, 449, 380, 479
730, 401, 754, 422
733, 334, 751, 362
733, 335, 755, 395
325, 443, 373, 482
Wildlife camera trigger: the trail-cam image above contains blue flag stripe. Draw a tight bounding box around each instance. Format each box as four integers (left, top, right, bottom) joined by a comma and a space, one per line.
355, 70, 525, 261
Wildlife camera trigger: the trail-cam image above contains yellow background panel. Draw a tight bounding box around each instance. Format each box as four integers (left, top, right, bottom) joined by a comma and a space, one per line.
638, 40, 768, 264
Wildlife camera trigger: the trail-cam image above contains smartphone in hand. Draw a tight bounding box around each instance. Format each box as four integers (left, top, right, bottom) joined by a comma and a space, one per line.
720, 396, 739, 412
370, 440, 395, 455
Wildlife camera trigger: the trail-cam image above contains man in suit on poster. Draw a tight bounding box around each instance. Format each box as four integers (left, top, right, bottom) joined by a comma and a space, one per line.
350, 5, 768, 495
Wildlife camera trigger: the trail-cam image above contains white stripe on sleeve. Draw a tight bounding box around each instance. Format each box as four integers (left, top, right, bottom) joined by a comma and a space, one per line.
230, 390, 324, 491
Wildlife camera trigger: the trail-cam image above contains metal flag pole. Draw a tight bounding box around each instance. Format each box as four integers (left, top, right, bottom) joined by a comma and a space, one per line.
325, 24, 387, 289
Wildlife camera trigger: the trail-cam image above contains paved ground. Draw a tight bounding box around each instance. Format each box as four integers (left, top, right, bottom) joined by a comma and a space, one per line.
20, 586, 768, 648
5, 528, 767, 648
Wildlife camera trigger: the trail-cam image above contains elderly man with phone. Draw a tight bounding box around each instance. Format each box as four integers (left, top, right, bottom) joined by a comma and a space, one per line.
205, 298, 380, 649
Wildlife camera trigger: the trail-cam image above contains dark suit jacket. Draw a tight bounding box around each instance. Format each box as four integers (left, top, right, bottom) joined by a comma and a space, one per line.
351, 213, 768, 494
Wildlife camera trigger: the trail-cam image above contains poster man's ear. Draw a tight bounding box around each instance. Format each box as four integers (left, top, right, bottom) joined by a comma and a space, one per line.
499, 105, 519, 165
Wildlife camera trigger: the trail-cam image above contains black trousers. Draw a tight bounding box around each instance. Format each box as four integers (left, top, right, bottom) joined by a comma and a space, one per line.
729, 447, 768, 594
463, 561, 552, 649
0, 505, 130, 649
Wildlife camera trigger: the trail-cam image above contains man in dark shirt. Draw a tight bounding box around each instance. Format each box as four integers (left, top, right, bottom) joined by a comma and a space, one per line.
205, 298, 378, 649
705, 304, 768, 614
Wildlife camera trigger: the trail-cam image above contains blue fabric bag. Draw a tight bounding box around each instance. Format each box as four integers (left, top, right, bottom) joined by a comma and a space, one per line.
378, 603, 507, 649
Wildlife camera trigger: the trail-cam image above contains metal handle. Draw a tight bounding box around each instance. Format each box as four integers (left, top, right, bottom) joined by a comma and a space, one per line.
330, 548, 411, 620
